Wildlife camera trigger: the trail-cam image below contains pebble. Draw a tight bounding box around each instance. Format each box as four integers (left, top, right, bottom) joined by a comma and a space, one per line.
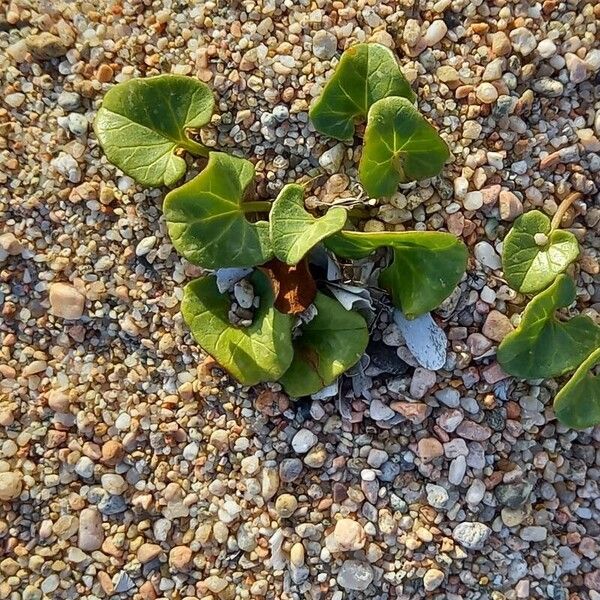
498, 190, 523, 221
520, 526, 548, 542
313, 31, 337, 60
0, 471, 23, 501
319, 143, 345, 174
466, 479, 486, 505
78, 508, 104, 551
329, 519, 366, 552
482, 310, 514, 342
423, 568, 445, 591
537, 39, 557, 59
474, 241, 502, 270
337, 560, 373, 591
423, 20, 447, 47
26, 32, 69, 59
291, 429, 318, 453
426, 484, 449, 509
275, 494, 298, 518
448, 455, 467, 485
452, 522, 491, 550
417, 438, 444, 462
463, 191, 483, 211
5, 93, 25, 108
476, 83, 498, 104
509, 28, 537, 56
369, 398, 395, 421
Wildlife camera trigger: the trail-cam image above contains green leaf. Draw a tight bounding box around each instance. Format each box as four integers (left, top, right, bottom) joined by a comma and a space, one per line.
164, 152, 273, 269
497, 275, 600, 379
359, 97, 450, 198
280, 292, 368, 396
326, 230, 467, 318
309, 43, 416, 141
554, 348, 600, 430
94, 75, 214, 187
182, 271, 294, 386
270, 184, 347, 265
502, 210, 580, 294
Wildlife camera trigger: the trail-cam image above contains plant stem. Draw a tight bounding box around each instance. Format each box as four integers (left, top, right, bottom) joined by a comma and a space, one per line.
242, 201, 272, 213
180, 137, 210, 158
551, 192, 582, 230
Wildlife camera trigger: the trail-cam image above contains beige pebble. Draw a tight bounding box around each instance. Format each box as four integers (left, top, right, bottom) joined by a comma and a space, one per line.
0, 471, 23, 501
49, 282, 85, 319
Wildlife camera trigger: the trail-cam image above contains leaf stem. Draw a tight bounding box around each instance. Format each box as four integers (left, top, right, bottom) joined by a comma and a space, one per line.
551, 192, 582, 230
181, 136, 210, 158
242, 201, 272, 213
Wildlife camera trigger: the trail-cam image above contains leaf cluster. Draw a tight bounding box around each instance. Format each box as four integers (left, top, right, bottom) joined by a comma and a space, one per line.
309, 43, 450, 198
498, 205, 600, 429
93, 56, 467, 397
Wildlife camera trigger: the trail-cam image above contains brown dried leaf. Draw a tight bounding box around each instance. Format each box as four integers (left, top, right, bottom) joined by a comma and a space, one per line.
261, 258, 317, 315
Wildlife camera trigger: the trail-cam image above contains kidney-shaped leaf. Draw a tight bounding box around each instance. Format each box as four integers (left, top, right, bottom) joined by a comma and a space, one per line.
270, 184, 347, 265
497, 275, 600, 379
326, 230, 467, 318
309, 43, 416, 141
164, 152, 273, 269
94, 75, 214, 187
502, 210, 580, 294
554, 348, 600, 430
280, 292, 368, 397
359, 97, 450, 198
182, 271, 294, 386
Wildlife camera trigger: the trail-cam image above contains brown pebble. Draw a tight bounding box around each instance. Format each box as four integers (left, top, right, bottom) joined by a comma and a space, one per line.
95, 64, 114, 83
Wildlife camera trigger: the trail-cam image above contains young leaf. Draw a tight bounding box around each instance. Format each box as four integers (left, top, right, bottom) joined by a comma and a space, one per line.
280, 292, 369, 397
270, 184, 347, 265
94, 75, 214, 187
497, 275, 600, 379
164, 152, 273, 269
359, 97, 450, 198
502, 210, 579, 294
326, 230, 467, 318
554, 348, 600, 430
182, 271, 294, 386
309, 43, 416, 141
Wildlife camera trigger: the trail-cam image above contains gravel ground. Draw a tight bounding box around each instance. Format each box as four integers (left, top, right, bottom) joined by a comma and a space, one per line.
1, 0, 600, 599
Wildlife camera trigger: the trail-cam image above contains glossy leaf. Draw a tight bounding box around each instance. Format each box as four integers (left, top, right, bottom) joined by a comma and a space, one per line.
182, 272, 294, 385
359, 97, 450, 198
309, 43, 416, 141
326, 230, 467, 318
270, 184, 347, 265
280, 293, 369, 396
554, 348, 600, 430
502, 210, 579, 294
164, 152, 272, 269
497, 275, 600, 379
94, 75, 214, 187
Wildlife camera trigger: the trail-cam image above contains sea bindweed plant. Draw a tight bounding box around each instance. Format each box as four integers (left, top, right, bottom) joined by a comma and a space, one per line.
498, 196, 600, 429
93, 53, 467, 398
310, 43, 450, 198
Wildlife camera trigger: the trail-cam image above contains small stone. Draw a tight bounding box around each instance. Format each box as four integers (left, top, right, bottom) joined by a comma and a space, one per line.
456, 420, 492, 441
491, 31, 511, 56
68, 113, 88, 136
510, 28, 537, 56
138, 543, 162, 563
532, 77, 564, 97
482, 310, 514, 342
5, 93, 25, 108
452, 522, 491, 550
449, 455, 467, 485
417, 437, 444, 462
75, 456, 94, 479
520, 526, 547, 542
409, 367, 436, 399
101, 474, 127, 495
495, 482, 533, 509
78, 508, 104, 551
169, 546, 192, 571
423, 20, 447, 47
437, 408, 463, 432
501, 507, 525, 527
369, 398, 395, 421
403, 19, 421, 47
26, 32, 69, 59
463, 120, 482, 140
291, 429, 318, 453
0, 471, 22, 501
233, 278, 254, 309
135, 235, 157, 257
319, 143, 345, 174
58, 91, 80, 110
95, 64, 114, 83
51, 152, 81, 183
328, 519, 366, 553
391, 402, 429, 424
466, 479, 486, 505
101, 440, 124, 465
0, 232, 23, 256
463, 191, 483, 211
476, 82, 498, 104
474, 241, 501, 270
312, 31, 337, 60
499, 190, 523, 221
426, 484, 449, 509
423, 568, 445, 591
279, 458, 303, 482
367, 449, 388, 468
337, 560, 374, 591
565, 53, 588, 84
275, 494, 298, 518
537, 39, 557, 58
